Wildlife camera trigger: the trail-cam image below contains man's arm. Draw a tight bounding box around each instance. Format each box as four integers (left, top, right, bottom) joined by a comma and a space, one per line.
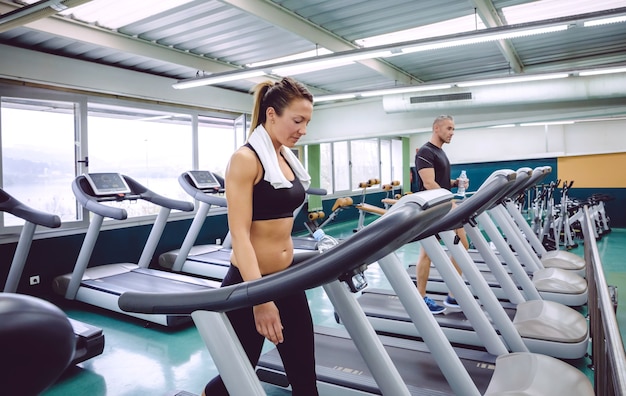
417, 168, 440, 190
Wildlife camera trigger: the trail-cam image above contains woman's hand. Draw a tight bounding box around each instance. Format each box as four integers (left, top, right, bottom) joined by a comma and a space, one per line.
253, 301, 284, 345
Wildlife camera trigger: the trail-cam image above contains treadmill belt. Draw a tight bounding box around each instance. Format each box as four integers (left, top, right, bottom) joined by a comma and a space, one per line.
357, 289, 516, 332
407, 264, 513, 290
188, 249, 232, 266
292, 236, 318, 250
257, 326, 495, 395
82, 269, 216, 295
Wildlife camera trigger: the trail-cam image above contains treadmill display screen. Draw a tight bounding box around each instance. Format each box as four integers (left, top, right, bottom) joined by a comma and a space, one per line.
84, 173, 131, 196
187, 171, 220, 189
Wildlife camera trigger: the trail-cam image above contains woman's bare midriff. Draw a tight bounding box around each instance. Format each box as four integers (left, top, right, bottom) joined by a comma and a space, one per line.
233, 217, 295, 275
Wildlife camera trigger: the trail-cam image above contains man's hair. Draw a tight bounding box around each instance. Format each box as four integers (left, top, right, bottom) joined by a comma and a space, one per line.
433, 114, 454, 128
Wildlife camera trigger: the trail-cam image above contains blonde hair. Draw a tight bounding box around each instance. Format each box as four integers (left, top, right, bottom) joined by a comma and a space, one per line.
248, 77, 313, 136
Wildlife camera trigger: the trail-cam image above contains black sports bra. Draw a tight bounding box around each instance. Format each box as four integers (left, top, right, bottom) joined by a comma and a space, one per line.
244, 143, 306, 221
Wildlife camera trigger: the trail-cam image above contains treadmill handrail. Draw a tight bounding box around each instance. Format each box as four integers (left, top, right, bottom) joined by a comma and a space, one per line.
306, 187, 327, 196
178, 171, 326, 208
506, 166, 550, 200
73, 175, 194, 220
179, 173, 227, 207
413, 170, 517, 239
0, 189, 61, 228
119, 190, 453, 315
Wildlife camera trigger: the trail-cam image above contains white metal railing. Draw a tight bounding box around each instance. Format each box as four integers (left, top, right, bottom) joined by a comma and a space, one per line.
583, 205, 626, 395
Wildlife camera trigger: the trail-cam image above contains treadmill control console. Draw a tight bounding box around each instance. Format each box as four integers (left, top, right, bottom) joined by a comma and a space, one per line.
84, 173, 131, 196
186, 170, 221, 190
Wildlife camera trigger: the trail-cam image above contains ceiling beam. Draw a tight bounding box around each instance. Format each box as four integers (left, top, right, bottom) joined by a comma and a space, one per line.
219, 0, 419, 84
0, 1, 240, 74
470, 0, 524, 73
0, 0, 92, 33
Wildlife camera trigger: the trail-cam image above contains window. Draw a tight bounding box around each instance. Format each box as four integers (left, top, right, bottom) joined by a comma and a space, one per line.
318, 137, 403, 195
391, 139, 404, 185
351, 139, 380, 189
87, 102, 193, 216
0, 97, 78, 227
198, 115, 237, 178
381, 139, 391, 183
333, 141, 350, 192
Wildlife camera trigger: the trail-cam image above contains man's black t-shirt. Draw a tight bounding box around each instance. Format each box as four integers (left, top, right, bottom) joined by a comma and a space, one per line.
415, 141, 451, 191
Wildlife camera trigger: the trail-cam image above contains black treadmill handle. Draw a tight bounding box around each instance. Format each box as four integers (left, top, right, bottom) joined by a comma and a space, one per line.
73, 177, 127, 220
73, 174, 194, 217
178, 173, 228, 207
118, 198, 453, 315
0, 189, 61, 228
306, 187, 327, 196
412, 170, 517, 240
124, 176, 194, 212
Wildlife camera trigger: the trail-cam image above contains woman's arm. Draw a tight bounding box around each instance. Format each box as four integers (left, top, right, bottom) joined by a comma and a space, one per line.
225, 148, 262, 281
225, 147, 284, 345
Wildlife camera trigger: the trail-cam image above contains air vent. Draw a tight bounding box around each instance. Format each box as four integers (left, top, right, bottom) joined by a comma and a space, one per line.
409, 92, 472, 104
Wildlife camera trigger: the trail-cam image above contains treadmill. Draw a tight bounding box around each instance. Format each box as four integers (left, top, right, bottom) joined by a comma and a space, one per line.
445, 166, 585, 276
355, 170, 589, 360
118, 190, 593, 396
52, 173, 221, 327
418, 167, 588, 307
0, 188, 104, 365
158, 170, 323, 280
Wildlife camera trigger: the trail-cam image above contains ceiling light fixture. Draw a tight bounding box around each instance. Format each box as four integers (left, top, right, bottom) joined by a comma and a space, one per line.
313, 84, 453, 102
401, 25, 568, 54
520, 121, 576, 126
314, 93, 358, 103
272, 50, 393, 76
172, 70, 266, 90
456, 73, 570, 87
579, 66, 626, 76
584, 15, 626, 27
359, 84, 453, 97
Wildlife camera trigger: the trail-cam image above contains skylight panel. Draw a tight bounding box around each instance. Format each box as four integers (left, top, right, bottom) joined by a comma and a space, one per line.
502, 0, 626, 25
22, 0, 196, 30
355, 14, 487, 48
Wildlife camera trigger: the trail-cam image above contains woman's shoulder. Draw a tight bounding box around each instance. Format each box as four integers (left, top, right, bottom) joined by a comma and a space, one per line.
228, 146, 261, 181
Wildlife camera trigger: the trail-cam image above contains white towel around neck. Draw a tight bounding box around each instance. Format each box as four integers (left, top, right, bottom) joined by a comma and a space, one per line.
247, 124, 311, 190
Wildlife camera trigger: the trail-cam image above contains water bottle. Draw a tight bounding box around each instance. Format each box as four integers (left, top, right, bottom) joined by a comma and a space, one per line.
457, 170, 468, 197
313, 229, 339, 253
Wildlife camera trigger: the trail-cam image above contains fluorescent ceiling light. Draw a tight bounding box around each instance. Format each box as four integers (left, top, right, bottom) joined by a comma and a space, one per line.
247, 48, 333, 68
520, 121, 575, 126
272, 50, 393, 76
173, 70, 266, 89
456, 73, 569, 87
356, 15, 485, 48
314, 93, 358, 103
584, 15, 626, 27
401, 25, 568, 54
313, 84, 453, 102
579, 67, 626, 76
502, 0, 626, 24
360, 84, 452, 97
488, 124, 517, 128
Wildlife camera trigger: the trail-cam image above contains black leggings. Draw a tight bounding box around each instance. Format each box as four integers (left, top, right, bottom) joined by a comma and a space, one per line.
204, 265, 319, 396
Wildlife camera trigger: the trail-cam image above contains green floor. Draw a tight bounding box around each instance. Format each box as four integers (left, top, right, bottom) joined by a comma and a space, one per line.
44, 217, 626, 396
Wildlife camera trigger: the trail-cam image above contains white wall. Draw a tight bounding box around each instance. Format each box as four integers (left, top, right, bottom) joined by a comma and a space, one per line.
1, 43, 625, 166
424, 119, 626, 165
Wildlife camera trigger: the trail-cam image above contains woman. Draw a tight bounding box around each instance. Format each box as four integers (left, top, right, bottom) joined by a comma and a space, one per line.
202, 77, 319, 396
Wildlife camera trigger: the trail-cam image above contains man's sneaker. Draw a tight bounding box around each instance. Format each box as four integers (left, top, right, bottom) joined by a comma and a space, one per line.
423, 296, 446, 314
444, 295, 460, 308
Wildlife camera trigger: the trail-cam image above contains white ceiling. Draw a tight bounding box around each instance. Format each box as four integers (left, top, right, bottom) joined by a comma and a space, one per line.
0, 0, 625, 98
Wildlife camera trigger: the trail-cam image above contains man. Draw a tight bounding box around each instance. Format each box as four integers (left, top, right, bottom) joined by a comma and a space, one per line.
415, 115, 469, 314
